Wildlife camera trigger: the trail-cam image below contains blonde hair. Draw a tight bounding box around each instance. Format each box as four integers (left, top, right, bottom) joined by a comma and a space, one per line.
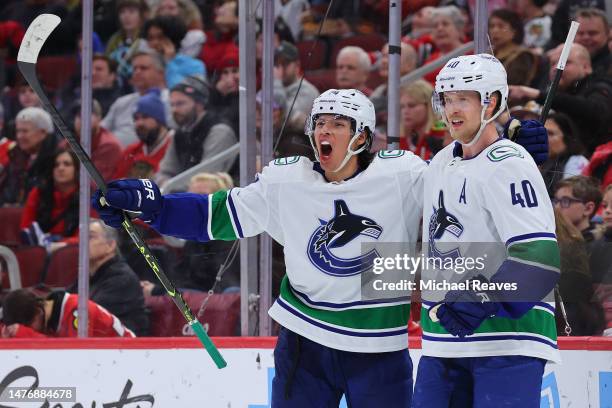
154, 0, 203, 30
400, 79, 435, 132
189, 172, 234, 193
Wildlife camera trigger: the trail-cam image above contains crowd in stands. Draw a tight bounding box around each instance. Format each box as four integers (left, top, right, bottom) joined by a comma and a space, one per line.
0, 0, 610, 338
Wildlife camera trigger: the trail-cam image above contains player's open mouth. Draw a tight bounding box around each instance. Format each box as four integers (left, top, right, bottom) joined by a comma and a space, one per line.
320, 141, 333, 160
450, 119, 464, 129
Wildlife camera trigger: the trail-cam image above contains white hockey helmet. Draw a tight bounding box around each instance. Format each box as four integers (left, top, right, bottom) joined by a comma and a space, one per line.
432, 53, 509, 146
306, 89, 376, 172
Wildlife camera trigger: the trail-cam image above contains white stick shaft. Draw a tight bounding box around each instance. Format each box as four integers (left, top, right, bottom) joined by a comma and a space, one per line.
557, 21, 580, 70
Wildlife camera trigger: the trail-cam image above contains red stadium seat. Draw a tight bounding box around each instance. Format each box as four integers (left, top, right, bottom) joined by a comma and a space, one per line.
304, 69, 337, 93
0, 207, 24, 246
296, 39, 329, 71
330, 33, 387, 67
146, 292, 240, 337
13, 246, 47, 287
44, 244, 78, 288
35, 55, 77, 91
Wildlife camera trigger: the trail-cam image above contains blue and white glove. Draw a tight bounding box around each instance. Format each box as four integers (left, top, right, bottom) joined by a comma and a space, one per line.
503, 118, 549, 165
434, 275, 500, 337
92, 179, 163, 228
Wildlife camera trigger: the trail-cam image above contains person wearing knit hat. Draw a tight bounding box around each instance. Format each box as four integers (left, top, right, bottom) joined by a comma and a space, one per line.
214, 44, 240, 97
157, 76, 237, 189
113, 89, 173, 179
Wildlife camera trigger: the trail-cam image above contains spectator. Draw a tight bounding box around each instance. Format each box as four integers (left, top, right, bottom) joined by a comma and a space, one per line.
540, 112, 589, 194
199, 1, 239, 73
423, 6, 468, 85
590, 184, 612, 336
2, 78, 44, 127
102, 50, 174, 146
80, 219, 149, 336
143, 15, 206, 88
0, 20, 25, 88
273, 41, 319, 132
582, 141, 612, 189
0, 105, 9, 168
398, 79, 445, 160
106, 0, 149, 88
68, 100, 123, 182
513, 0, 551, 51
553, 208, 605, 336
1, 289, 135, 338
157, 76, 237, 189
509, 43, 612, 152
154, 0, 206, 57
278, 0, 310, 41
575, 8, 611, 77
549, 0, 606, 50
20, 148, 80, 251
489, 9, 538, 85
370, 42, 417, 129
335, 46, 372, 96
113, 90, 173, 179
553, 175, 603, 242
0, 107, 56, 206
142, 172, 239, 296
208, 44, 240, 129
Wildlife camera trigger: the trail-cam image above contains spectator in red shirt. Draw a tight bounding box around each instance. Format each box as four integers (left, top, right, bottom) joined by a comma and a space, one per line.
64, 100, 123, 183
20, 148, 80, 251
113, 90, 173, 179
1, 289, 135, 338
423, 6, 468, 85
199, 1, 238, 73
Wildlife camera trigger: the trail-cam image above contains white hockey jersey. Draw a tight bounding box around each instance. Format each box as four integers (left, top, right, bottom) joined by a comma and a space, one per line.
207, 152, 426, 352
421, 139, 561, 363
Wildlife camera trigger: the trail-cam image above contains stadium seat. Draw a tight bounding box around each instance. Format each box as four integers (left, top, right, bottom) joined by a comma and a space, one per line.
13, 246, 47, 287
330, 33, 387, 67
0, 207, 24, 246
146, 292, 240, 337
366, 70, 385, 91
304, 69, 337, 93
43, 244, 78, 288
296, 39, 329, 71
35, 55, 77, 91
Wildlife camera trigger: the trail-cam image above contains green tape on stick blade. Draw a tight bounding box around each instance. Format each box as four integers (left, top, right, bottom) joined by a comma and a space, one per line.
191, 321, 227, 369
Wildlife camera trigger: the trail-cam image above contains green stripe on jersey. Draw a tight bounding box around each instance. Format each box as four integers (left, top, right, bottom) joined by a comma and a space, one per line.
508, 239, 560, 270
421, 306, 557, 342
280, 276, 409, 330
210, 190, 238, 240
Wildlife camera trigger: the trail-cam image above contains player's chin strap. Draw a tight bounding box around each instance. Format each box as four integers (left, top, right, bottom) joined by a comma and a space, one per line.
332, 131, 368, 173
455, 101, 502, 148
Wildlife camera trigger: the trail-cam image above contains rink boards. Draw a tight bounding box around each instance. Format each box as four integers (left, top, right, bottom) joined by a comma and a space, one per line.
0, 337, 610, 407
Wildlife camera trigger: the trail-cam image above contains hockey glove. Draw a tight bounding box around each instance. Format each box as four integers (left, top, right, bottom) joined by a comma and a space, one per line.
503, 118, 549, 165
92, 179, 163, 228
434, 275, 501, 337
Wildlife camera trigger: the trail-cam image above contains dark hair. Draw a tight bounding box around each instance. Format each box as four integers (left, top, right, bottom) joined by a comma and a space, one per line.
93, 53, 118, 74
36, 148, 80, 236
490, 9, 525, 45
531, 0, 548, 7
547, 112, 585, 157
1, 289, 43, 326
143, 15, 187, 51
555, 176, 603, 214
357, 128, 375, 170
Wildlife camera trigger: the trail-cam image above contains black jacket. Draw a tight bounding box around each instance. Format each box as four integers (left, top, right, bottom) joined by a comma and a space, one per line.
87, 256, 149, 336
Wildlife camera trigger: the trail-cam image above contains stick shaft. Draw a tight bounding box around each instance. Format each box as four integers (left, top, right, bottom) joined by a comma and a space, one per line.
18, 61, 226, 369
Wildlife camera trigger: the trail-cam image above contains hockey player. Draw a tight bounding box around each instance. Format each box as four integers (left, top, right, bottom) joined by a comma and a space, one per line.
413, 54, 560, 407
1, 288, 135, 338
91, 87, 548, 407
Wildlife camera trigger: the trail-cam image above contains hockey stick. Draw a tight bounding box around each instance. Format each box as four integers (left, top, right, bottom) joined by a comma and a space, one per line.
18, 14, 226, 368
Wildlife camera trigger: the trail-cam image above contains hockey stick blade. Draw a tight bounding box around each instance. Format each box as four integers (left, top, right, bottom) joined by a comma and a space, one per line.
18, 14, 226, 369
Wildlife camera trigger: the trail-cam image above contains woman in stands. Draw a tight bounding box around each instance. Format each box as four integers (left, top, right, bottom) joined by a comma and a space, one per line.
20, 148, 80, 252
399, 79, 446, 160
489, 9, 538, 86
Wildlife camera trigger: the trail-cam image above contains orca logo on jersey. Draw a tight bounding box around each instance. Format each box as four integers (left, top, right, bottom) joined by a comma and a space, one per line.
428, 190, 464, 260
307, 200, 383, 276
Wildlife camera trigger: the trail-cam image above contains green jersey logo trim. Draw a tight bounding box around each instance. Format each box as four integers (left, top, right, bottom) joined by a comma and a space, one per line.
274, 156, 300, 165
378, 150, 405, 159
487, 145, 523, 162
